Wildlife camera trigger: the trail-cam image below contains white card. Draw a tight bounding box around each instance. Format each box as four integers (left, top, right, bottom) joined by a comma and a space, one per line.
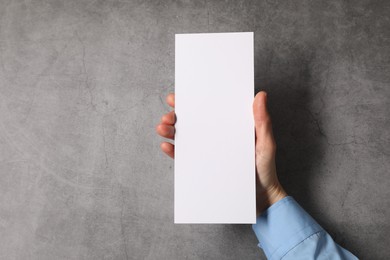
174, 32, 256, 224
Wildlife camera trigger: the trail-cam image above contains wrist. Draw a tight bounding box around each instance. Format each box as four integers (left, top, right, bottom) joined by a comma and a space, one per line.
256, 182, 287, 216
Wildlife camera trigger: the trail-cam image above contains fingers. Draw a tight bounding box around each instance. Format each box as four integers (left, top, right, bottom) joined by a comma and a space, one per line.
161, 142, 174, 158
156, 124, 175, 139
157, 110, 176, 139
157, 93, 175, 159
161, 111, 176, 125
166, 93, 175, 108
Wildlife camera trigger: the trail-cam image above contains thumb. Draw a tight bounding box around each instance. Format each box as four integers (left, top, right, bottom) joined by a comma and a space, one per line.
253, 91, 270, 129
253, 91, 276, 155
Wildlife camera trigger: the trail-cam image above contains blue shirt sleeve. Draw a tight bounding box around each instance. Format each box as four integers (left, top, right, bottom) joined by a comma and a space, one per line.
252, 196, 358, 260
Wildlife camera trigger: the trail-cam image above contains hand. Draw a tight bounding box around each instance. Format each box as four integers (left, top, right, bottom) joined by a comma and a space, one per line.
156, 91, 287, 215
156, 93, 176, 158
252, 92, 287, 215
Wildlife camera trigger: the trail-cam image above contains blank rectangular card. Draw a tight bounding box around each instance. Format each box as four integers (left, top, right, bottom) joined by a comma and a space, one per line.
174, 32, 256, 224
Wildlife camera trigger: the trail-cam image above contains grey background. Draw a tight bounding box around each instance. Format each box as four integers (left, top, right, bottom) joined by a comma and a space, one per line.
0, 0, 389, 259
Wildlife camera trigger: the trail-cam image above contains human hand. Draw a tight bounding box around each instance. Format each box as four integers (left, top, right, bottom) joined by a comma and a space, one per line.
252, 91, 287, 215
156, 92, 287, 215
156, 93, 176, 159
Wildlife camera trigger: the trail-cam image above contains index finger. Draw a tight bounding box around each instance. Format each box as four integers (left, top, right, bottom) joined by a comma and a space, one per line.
166, 93, 175, 108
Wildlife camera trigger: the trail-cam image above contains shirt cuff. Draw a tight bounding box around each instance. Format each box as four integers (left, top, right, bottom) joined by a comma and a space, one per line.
252, 196, 323, 260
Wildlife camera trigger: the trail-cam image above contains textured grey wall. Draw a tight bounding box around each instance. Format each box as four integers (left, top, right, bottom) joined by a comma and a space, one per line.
0, 0, 389, 259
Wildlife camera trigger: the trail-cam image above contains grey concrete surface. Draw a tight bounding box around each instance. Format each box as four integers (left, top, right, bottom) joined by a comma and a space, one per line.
0, 0, 389, 259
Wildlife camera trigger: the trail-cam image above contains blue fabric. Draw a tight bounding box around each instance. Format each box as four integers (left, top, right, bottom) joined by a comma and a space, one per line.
252, 196, 358, 260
